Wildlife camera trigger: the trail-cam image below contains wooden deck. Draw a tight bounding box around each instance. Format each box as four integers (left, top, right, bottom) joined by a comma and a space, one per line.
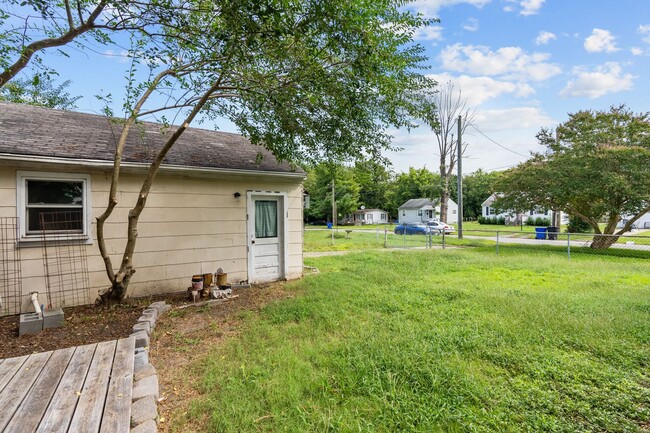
0, 337, 135, 433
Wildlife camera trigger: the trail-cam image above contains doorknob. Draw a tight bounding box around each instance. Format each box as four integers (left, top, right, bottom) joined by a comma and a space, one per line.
251, 240, 255, 244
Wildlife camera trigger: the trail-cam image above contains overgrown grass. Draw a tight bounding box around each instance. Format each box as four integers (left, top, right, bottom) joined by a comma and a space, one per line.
176, 250, 650, 432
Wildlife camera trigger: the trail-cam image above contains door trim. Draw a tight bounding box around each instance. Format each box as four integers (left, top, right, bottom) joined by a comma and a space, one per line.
247, 191, 289, 283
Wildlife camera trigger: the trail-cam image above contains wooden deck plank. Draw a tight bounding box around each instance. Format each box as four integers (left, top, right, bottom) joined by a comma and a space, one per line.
67, 340, 117, 433
35, 344, 97, 433
3, 347, 75, 433
0, 351, 52, 431
99, 337, 135, 433
0, 355, 28, 394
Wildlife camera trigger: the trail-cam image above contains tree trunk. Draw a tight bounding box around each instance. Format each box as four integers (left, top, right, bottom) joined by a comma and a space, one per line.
590, 234, 619, 249
439, 160, 449, 222
98, 270, 134, 306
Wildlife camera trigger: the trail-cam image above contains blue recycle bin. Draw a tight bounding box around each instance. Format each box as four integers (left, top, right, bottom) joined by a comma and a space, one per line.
327, 222, 333, 229
535, 227, 547, 240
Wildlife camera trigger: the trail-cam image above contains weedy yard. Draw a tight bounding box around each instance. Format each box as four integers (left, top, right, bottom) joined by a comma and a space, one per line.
156, 248, 650, 433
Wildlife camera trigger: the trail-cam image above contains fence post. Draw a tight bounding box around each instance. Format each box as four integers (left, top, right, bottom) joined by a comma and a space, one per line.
496, 231, 499, 256
567, 232, 571, 261
442, 230, 446, 249
384, 225, 388, 248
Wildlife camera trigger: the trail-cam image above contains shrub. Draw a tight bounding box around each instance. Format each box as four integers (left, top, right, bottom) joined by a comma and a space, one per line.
478, 216, 485, 224
567, 216, 592, 233
497, 216, 506, 225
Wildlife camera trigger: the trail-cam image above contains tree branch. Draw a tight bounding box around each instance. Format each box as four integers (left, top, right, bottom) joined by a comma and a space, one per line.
0, 0, 108, 87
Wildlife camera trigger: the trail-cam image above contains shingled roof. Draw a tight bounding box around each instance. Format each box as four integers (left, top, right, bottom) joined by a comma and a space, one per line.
0, 102, 302, 175
398, 198, 436, 210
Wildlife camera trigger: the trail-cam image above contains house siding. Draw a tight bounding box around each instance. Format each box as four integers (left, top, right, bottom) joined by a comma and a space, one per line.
0, 164, 303, 311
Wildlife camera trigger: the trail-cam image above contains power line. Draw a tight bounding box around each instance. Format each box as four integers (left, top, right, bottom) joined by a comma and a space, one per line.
468, 124, 531, 158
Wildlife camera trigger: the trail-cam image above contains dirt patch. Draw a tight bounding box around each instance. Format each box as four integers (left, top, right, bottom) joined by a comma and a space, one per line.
150, 283, 296, 433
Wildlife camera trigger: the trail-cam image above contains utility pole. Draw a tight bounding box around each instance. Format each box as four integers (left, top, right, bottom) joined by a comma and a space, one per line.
457, 115, 463, 239
331, 179, 337, 227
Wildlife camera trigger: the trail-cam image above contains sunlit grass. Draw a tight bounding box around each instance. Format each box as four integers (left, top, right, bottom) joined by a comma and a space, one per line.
174, 249, 650, 433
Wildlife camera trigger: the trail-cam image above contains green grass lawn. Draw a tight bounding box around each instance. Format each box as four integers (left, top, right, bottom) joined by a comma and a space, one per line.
177, 249, 650, 432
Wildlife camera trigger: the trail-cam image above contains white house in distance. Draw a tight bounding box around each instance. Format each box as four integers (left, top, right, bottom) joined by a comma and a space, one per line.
346, 208, 389, 225
617, 212, 650, 229
0, 102, 305, 314
398, 198, 459, 224
481, 193, 556, 224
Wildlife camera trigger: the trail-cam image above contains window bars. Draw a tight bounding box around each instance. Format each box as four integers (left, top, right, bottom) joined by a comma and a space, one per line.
40, 211, 91, 309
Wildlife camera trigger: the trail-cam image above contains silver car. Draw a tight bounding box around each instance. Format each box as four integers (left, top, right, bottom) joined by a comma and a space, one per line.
426, 220, 455, 234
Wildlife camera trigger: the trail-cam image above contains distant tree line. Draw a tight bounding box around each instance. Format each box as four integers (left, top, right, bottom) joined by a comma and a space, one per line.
303, 162, 501, 223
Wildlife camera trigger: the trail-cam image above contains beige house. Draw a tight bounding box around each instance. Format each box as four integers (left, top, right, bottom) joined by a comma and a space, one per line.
0, 102, 305, 314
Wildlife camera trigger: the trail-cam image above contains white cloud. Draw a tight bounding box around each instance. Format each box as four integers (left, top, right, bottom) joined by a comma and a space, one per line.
439, 43, 561, 81
409, 0, 490, 17
535, 31, 556, 46
386, 106, 554, 172
474, 107, 554, 131
584, 28, 619, 53
428, 73, 535, 106
463, 18, 479, 32
503, 0, 545, 16
560, 62, 635, 98
102, 49, 130, 63
520, 0, 545, 15
631, 47, 643, 56
413, 26, 444, 41
638, 24, 650, 43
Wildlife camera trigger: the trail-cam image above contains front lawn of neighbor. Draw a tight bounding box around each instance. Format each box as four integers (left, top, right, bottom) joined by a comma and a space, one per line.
163, 249, 650, 432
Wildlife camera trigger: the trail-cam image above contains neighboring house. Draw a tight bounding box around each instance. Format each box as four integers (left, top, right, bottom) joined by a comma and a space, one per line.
398, 198, 459, 224
617, 212, 650, 229
0, 102, 305, 313
346, 208, 389, 225
481, 193, 555, 223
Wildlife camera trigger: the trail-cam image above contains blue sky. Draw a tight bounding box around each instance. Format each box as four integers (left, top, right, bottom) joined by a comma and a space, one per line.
391, 0, 650, 173
13, 0, 650, 174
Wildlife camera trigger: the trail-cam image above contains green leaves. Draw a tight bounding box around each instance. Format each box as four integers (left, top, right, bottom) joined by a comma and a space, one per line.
497, 105, 650, 236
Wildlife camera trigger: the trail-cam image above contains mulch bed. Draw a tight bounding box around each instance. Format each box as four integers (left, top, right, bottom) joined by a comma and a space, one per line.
0, 302, 148, 358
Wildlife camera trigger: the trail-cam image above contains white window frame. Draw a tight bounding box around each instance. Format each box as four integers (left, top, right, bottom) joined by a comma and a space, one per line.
16, 171, 93, 244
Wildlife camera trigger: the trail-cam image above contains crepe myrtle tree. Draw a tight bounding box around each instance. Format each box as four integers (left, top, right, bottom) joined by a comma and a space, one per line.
495, 105, 650, 249
79, 0, 435, 303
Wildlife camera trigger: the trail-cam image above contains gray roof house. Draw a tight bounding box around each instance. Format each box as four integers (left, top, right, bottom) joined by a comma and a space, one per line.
398, 198, 459, 224
0, 102, 305, 314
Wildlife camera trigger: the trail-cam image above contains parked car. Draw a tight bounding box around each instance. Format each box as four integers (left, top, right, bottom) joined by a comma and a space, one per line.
394, 222, 430, 235
426, 220, 455, 234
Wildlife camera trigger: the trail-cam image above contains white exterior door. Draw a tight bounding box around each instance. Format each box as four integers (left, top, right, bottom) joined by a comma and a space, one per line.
248, 193, 287, 283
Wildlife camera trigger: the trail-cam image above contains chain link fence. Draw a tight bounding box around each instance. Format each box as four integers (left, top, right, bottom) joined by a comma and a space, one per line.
306, 227, 650, 259
458, 229, 650, 259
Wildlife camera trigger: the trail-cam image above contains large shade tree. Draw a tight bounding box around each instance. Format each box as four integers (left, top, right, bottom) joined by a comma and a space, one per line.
496, 105, 650, 248
1, 0, 437, 302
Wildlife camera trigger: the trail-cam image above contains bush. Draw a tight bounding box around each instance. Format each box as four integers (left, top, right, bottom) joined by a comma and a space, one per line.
478, 216, 485, 224
526, 217, 536, 226
567, 216, 592, 233
534, 217, 551, 226
497, 216, 506, 225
